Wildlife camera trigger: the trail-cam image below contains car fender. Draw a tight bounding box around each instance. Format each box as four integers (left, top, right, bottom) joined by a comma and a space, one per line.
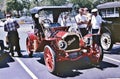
27, 31, 38, 41
101, 25, 112, 34
101, 25, 115, 43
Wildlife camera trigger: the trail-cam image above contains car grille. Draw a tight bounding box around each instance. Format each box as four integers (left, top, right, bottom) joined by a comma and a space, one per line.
63, 34, 80, 51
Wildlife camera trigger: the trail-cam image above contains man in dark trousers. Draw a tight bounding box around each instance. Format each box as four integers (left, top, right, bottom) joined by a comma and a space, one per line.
4, 13, 22, 57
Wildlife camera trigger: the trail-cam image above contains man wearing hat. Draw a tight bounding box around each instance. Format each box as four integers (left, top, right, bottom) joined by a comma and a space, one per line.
4, 13, 22, 57
91, 8, 102, 45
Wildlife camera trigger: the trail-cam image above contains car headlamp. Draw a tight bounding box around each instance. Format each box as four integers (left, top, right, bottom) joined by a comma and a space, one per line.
58, 40, 67, 50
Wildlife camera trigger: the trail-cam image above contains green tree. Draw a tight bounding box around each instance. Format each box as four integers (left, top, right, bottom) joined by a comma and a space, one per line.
38, 0, 67, 6
7, 0, 23, 15
69, 0, 93, 9
21, 0, 31, 10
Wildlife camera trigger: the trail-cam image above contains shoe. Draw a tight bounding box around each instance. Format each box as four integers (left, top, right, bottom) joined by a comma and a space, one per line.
11, 53, 14, 57
4, 46, 9, 50
18, 54, 23, 57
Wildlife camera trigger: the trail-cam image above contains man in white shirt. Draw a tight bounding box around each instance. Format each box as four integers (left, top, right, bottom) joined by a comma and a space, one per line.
91, 8, 102, 45
75, 8, 88, 37
60, 12, 71, 26
84, 8, 92, 30
84, 8, 92, 22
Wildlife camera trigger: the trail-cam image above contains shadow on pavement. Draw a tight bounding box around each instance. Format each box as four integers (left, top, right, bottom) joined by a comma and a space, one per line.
104, 45, 120, 54
37, 53, 45, 65
96, 61, 119, 70
21, 52, 42, 58
37, 53, 119, 78
0, 52, 15, 68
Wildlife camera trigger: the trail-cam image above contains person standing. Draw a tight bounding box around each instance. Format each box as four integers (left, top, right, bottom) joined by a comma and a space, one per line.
4, 13, 22, 57
83, 8, 92, 31
91, 8, 102, 45
60, 12, 71, 26
75, 8, 88, 37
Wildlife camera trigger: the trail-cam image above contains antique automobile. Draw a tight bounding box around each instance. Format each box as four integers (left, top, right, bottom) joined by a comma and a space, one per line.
26, 6, 103, 73
97, 1, 120, 50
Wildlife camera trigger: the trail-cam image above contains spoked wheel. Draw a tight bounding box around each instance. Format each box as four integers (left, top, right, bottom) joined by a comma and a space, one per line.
100, 32, 113, 51
90, 43, 104, 65
26, 38, 33, 57
44, 45, 57, 73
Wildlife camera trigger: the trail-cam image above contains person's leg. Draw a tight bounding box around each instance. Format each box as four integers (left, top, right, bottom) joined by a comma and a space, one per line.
8, 32, 15, 56
92, 29, 100, 45
15, 40, 22, 57
0, 40, 4, 52
14, 31, 22, 57
80, 28, 87, 37
9, 43, 14, 56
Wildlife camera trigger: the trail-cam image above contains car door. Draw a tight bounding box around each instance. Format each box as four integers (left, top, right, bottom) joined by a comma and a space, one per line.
111, 20, 120, 42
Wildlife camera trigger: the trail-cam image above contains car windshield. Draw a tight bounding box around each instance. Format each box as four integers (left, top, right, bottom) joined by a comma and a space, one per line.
38, 10, 53, 23
37, 10, 77, 28
58, 11, 77, 27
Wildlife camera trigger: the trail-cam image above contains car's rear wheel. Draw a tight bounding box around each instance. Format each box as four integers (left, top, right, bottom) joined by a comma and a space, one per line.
100, 32, 113, 51
44, 45, 57, 73
90, 43, 104, 65
26, 38, 33, 57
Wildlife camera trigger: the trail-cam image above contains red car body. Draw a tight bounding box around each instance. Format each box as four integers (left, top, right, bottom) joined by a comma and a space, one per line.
26, 6, 103, 73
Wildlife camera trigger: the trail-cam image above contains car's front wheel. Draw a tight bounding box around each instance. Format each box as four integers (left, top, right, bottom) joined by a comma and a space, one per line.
26, 38, 33, 57
100, 32, 113, 51
89, 43, 104, 65
44, 45, 57, 73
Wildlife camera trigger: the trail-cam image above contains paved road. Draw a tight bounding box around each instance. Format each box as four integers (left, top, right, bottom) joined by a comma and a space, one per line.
0, 24, 120, 79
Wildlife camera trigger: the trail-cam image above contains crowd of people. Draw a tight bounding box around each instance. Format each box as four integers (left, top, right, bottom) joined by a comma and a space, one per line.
75, 7, 102, 45
61, 7, 102, 45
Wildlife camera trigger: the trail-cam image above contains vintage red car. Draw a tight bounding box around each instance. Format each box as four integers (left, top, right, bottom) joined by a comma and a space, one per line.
26, 6, 104, 73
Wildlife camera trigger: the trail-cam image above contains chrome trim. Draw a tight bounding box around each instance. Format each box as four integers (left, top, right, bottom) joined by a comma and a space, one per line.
58, 40, 67, 50
62, 32, 80, 40
65, 48, 81, 52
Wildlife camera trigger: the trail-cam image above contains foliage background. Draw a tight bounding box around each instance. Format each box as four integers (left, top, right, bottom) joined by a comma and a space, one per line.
0, 0, 120, 16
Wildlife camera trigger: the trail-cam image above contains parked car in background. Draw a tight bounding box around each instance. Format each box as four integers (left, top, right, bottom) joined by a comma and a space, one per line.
0, 11, 5, 22
26, 6, 103, 73
0, 11, 5, 19
0, 20, 4, 27
97, 1, 120, 50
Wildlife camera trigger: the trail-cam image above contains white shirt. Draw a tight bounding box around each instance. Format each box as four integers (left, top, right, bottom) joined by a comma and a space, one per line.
91, 15, 102, 29
60, 15, 71, 26
86, 13, 92, 21
75, 14, 87, 28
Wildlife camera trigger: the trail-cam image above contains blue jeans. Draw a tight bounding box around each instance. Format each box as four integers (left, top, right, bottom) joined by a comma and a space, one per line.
0, 40, 4, 51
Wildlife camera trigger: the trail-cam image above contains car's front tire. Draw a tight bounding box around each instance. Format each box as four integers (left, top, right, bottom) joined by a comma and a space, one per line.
26, 38, 33, 57
100, 32, 113, 51
90, 43, 104, 65
44, 45, 57, 73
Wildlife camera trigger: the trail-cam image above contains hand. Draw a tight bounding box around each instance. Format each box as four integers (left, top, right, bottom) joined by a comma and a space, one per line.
97, 31, 101, 35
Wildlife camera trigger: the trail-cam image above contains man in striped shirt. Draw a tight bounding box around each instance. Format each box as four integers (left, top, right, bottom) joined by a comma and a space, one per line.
4, 13, 22, 57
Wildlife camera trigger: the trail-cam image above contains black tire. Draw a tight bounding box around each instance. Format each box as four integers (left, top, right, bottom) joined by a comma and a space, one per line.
100, 32, 113, 51
97, 45, 104, 64
44, 45, 57, 74
28, 51, 33, 57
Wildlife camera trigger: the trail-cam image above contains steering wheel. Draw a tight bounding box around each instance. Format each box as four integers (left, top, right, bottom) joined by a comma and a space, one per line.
42, 19, 52, 24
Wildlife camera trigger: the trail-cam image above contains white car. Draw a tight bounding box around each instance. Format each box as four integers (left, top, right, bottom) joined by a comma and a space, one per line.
13, 16, 33, 24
